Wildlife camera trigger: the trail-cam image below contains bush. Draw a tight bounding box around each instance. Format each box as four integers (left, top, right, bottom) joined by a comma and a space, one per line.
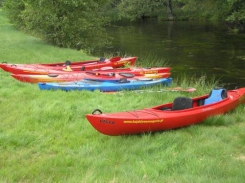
226, 9, 245, 32
3, 0, 111, 51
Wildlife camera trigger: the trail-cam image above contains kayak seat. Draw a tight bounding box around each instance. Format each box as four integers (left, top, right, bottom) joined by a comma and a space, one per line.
204, 87, 227, 105
99, 57, 106, 62
65, 60, 71, 66
118, 78, 130, 83
81, 66, 85, 71
172, 97, 193, 111
197, 99, 205, 106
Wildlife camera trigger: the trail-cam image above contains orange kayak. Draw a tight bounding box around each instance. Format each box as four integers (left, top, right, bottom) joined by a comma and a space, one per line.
11, 71, 171, 83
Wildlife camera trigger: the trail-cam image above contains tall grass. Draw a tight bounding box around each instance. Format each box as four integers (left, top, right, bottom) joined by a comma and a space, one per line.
1, 9, 245, 183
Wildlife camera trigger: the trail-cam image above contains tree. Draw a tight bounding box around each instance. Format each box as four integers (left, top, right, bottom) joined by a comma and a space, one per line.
166, 0, 174, 20
3, 0, 111, 51
116, 0, 174, 21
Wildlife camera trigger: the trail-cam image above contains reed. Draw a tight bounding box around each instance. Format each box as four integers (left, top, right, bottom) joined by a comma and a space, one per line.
1, 9, 245, 183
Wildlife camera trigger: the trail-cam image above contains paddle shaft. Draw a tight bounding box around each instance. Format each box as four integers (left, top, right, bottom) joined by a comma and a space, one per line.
104, 87, 196, 94
131, 87, 196, 93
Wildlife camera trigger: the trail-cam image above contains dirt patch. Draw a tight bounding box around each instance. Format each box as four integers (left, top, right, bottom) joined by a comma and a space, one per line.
235, 155, 245, 162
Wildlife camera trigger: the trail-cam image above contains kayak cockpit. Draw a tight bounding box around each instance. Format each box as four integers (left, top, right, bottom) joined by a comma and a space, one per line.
155, 87, 228, 111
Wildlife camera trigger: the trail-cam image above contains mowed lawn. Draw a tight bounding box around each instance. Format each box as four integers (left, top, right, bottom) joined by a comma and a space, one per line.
1, 9, 245, 183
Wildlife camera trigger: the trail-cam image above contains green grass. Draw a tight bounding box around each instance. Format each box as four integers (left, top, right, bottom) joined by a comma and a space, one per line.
1, 8, 245, 183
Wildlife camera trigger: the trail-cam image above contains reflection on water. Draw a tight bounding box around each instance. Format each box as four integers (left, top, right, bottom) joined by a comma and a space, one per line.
93, 20, 245, 89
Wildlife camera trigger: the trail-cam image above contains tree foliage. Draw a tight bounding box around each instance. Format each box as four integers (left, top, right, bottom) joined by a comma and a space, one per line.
173, 0, 234, 20
177, 0, 245, 30
225, 0, 245, 31
3, 0, 110, 51
117, 0, 160, 20
2, 0, 25, 26
116, 0, 173, 21
115, 0, 245, 31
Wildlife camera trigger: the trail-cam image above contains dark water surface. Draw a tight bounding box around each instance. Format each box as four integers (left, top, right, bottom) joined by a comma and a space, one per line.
93, 20, 245, 89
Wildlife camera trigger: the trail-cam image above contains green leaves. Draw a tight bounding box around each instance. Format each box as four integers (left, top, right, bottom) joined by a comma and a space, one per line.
117, 0, 167, 20
225, 0, 245, 31
3, 0, 111, 51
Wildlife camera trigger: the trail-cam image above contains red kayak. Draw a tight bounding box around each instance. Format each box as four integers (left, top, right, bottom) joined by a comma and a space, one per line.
9, 65, 171, 76
0, 56, 136, 73
11, 72, 171, 83
86, 87, 245, 136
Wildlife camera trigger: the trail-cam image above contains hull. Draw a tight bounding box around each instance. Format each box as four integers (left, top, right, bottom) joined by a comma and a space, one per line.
1, 57, 136, 74
86, 88, 245, 136
38, 78, 172, 92
11, 72, 171, 83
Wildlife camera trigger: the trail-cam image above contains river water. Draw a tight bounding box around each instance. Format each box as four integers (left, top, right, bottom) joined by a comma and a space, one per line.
93, 20, 245, 89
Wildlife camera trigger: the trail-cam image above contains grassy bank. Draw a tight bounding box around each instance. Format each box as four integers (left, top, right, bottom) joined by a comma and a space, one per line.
1, 9, 245, 183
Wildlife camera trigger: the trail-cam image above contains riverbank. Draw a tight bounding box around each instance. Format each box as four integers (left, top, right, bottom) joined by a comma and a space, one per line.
1, 9, 245, 183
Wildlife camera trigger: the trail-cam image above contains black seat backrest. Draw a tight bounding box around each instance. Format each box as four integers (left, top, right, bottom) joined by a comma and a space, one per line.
172, 97, 193, 111
99, 57, 106, 62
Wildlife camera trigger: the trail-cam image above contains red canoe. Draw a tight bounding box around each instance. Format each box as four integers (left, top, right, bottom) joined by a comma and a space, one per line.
11, 72, 171, 83
0, 56, 136, 73
86, 87, 245, 136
